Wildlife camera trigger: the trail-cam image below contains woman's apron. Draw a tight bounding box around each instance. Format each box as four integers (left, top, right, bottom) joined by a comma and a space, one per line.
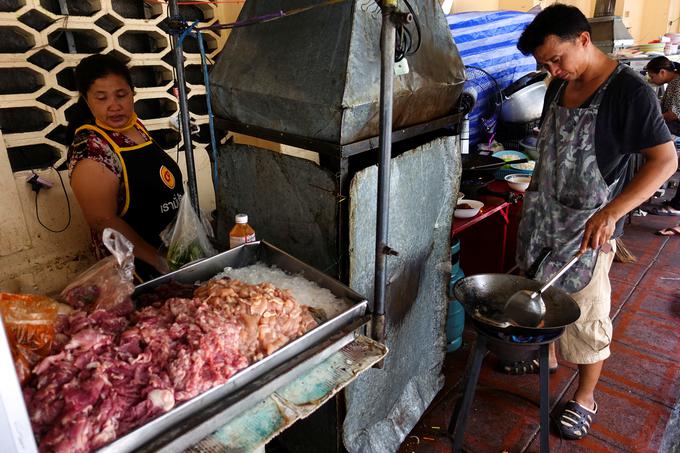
517, 64, 625, 293
76, 120, 184, 280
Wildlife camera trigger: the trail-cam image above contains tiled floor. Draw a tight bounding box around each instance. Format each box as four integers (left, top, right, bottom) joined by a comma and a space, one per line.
399, 195, 680, 453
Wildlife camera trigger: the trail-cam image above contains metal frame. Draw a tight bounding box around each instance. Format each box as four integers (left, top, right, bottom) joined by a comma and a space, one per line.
168, 0, 201, 212
0, 241, 370, 452
214, 113, 463, 160
448, 332, 553, 453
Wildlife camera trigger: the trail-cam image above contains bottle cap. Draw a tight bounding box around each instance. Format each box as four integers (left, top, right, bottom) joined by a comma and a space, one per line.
235, 213, 248, 224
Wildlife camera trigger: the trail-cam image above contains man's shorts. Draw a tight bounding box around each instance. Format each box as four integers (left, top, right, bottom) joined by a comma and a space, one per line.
559, 239, 617, 365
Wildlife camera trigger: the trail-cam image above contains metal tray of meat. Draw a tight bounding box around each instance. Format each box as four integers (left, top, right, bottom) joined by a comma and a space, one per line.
98, 240, 370, 452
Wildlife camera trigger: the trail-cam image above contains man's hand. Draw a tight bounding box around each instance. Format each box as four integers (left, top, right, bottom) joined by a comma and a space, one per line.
586, 141, 677, 253
580, 207, 617, 253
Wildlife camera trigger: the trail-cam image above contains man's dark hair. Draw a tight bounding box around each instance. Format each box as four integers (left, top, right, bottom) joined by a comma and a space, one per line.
517, 4, 592, 55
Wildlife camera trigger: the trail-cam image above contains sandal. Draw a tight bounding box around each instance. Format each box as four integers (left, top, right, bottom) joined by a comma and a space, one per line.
656, 226, 680, 236
646, 206, 680, 216
558, 400, 597, 440
501, 359, 558, 375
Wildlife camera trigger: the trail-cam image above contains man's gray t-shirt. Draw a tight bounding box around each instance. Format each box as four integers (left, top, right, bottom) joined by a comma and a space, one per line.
539, 67, 672, 236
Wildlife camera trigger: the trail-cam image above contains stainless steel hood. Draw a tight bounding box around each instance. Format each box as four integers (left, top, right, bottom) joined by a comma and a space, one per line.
209, 0, 466, 147
588, 0, 634, 54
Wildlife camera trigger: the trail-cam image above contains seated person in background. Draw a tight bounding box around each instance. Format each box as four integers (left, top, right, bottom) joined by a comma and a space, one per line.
645, 57, 680, 217
67, 54, 184, 281
646, 56, 680, 134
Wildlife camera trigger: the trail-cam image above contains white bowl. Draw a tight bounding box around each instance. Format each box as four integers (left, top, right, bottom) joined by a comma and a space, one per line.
505, 173, 531, 192
454, 199, 484, 218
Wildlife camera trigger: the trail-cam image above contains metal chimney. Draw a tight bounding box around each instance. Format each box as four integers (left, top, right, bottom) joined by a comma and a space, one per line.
209, 0, 465, 147
594, 0, 616, 17
589, 0, 634, 54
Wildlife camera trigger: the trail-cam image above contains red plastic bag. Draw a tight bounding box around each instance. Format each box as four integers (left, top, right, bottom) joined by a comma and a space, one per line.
0, 293, 58, 384
61, 228, 135, 312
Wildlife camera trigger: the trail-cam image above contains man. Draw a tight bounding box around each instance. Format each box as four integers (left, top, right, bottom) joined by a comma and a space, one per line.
511, 4, 678, 440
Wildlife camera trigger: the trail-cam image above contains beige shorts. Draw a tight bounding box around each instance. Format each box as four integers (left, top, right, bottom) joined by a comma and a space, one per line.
559, 240, 616, 365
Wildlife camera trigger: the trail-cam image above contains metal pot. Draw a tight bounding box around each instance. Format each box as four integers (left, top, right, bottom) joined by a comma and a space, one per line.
453, 273, 581, 336
501, 72, 548, 123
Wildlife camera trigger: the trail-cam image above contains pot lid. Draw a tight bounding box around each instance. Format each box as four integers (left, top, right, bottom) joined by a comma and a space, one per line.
502, 71, 548, 98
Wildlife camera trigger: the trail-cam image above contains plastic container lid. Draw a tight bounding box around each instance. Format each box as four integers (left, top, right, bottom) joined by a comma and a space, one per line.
235, 213, 248, 224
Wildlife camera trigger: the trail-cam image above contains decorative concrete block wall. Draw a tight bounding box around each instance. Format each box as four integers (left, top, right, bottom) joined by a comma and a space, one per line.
0, 0, 226, 293
0, 0, 222, 169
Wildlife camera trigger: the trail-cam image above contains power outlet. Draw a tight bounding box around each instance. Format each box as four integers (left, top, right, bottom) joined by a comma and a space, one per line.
394, 58, 410, 76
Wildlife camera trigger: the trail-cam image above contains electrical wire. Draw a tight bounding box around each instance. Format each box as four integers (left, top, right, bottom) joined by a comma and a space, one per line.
34, 168, 72, 233
168, 18, 220, 190
145, 0, 245, 4
403, 0, 421, 55
34, 15, 70, 51
196, 30, 220, 191
199, 0, 345, 31
394, 0, 421, 62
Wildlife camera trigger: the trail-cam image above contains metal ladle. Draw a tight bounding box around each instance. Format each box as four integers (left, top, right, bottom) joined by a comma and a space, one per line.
505, 252, 584, 327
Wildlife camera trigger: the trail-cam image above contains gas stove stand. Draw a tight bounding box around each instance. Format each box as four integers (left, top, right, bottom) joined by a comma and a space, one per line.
447, 325, 565, 453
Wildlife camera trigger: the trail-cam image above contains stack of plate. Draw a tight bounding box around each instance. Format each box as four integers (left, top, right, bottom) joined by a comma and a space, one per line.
633, 43, 665, 54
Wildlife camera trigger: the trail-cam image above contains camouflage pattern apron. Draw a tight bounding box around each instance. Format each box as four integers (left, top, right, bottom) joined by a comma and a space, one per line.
517, 64, 625, 293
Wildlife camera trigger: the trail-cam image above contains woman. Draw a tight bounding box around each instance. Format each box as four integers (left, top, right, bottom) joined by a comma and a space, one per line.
67, 54, 184, 281
646, 56, 680, 134
645, 56, 680, 219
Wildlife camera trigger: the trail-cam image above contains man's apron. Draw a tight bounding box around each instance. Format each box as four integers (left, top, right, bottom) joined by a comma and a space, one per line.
76, 121, 184, 279
517, 64, 625, 293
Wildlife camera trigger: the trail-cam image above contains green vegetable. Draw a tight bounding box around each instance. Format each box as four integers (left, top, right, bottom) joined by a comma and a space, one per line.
167, 240, 206, 271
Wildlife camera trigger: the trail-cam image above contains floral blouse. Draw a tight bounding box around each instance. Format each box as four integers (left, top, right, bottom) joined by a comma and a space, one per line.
67, 125, 151, 258
661, 76, 680, 118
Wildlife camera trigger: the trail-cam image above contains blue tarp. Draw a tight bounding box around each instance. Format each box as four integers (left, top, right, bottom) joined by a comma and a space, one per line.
447, 11, 537, 150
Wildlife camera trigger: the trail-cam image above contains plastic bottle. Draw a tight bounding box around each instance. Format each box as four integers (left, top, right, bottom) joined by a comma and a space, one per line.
229, 214, 256, 249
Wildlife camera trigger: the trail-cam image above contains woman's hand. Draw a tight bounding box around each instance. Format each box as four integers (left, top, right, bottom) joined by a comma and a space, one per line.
153, 253, 170, 274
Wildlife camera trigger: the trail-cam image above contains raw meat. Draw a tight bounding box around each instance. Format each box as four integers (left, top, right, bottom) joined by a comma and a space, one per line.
23, 278, 317, 453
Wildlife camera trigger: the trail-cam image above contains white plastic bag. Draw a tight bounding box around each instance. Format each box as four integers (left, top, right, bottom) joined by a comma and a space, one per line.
60, 228, 135, 311
161, 193, 217, 271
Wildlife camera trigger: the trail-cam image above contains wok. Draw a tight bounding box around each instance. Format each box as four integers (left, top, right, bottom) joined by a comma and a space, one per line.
453, 274, 581, 336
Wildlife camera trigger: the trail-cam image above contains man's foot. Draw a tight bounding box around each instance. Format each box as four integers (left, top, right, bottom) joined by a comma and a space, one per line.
647, 206, 680, 216
558, 400, 597, 440
656, 226, 680, 236
500, 359, 558, 375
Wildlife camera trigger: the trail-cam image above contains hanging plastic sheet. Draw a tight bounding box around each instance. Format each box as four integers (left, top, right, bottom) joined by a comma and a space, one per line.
447, 10, 538, 150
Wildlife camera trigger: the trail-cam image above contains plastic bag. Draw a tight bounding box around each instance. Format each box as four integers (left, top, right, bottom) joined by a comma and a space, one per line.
0, 293, 58, 384
60, 228, 135, 311
161, 193, 217, 271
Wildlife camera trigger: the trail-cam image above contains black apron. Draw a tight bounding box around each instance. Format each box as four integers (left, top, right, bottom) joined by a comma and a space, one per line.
76, 121, 184, 281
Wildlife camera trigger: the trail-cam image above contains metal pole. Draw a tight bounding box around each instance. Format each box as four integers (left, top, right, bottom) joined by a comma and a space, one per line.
168, 0, 200, 213
372, 1, 397, 345
539, 343, 551, 453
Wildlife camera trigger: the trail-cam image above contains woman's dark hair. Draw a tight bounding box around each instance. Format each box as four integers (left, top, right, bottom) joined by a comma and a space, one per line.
517, 4, 592, 55
645, 56, 680, 74
66, 54, 134, 142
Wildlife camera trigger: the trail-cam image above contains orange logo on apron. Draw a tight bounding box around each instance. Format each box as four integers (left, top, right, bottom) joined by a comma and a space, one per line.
159, 165, 175, 189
